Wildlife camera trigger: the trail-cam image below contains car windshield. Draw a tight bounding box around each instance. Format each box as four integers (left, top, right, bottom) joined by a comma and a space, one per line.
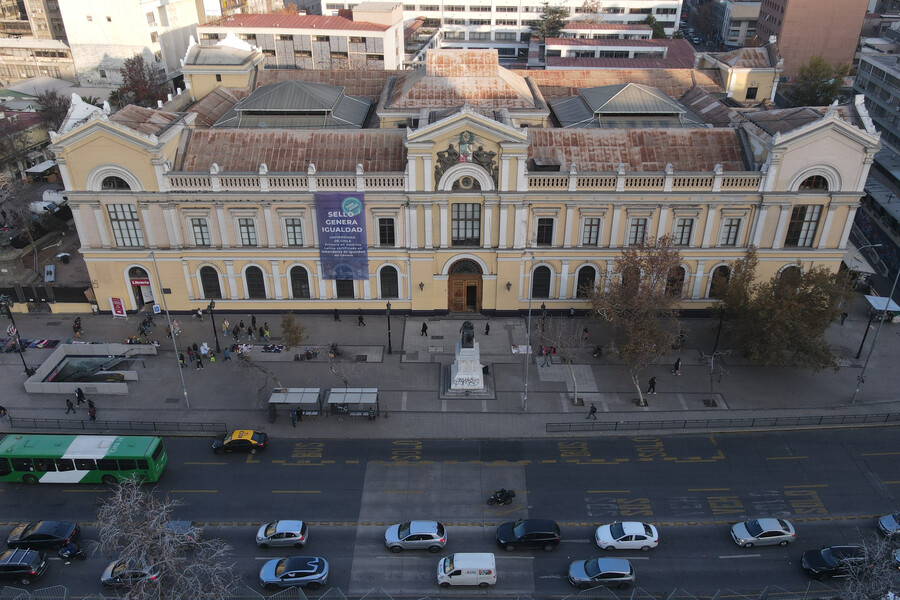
820, 548, 840, 567
583, 559, 602, 577
111, 561, 127, 577
397, 522, 411, 539
609, 523, 625, 539
21, 523, 39, 537
264, 523, 276, 537
744, 520, 763, 537
435, 523, 445, 537
512, 520, 527, 538
442, 556, 455, 574
643, 523, 653, 536
274, 559, 288, 576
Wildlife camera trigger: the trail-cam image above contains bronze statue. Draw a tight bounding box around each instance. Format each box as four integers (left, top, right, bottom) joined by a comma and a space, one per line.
459, 320, 475, 348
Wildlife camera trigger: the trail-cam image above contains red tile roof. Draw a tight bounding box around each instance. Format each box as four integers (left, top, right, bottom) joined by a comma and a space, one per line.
0, 110, 42, 133
520, 68, 723, 99
109, 105, 181, 137
204, 13, 389, 32
562, 22, 652, 30
188, 88, 239, 128
256, 69, 397, 100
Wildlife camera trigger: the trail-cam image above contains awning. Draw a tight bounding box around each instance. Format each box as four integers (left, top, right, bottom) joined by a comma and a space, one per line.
864, 294, 900, 312
24, 160, 55, 174
842, 243, 878, 275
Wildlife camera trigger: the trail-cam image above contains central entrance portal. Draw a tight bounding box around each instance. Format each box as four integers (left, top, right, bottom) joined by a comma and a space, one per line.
448, 259, 482, 313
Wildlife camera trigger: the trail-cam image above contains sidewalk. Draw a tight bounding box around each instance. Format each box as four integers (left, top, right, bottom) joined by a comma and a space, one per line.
1, 291, 899, 439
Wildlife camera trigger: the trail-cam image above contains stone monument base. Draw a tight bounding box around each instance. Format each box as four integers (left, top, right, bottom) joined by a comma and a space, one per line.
440, 363, 495, 400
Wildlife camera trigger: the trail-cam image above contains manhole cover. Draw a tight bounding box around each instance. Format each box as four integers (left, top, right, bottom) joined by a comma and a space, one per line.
164, 397, 180, 404
355, 355, 367, 362
704, 398, 718, 408
45, 321, 61, 326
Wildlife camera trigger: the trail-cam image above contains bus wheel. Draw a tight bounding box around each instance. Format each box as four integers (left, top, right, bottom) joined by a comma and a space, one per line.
22, 474, 37, 484
102, 475, 118, 485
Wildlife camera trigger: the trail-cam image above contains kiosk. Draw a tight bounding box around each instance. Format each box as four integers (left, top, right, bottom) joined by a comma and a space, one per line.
327, 388, 379, 417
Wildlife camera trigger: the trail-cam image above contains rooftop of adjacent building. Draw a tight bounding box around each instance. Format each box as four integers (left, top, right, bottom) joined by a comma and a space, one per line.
199, 9, 394, 32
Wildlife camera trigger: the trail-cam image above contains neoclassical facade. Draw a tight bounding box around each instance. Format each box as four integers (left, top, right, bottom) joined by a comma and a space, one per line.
48, 50, 880, 315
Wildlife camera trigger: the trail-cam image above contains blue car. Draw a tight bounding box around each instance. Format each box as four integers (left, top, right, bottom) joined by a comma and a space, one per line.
259, 556, 328, 590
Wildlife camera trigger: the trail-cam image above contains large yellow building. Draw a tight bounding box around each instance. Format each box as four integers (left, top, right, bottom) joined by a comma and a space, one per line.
48, 50, 880, 316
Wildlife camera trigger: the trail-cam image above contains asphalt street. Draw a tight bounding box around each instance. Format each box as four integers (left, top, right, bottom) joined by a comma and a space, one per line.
1, 428, 896, 597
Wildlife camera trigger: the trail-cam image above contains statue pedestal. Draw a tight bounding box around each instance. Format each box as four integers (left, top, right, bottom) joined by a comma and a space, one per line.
450, 341, 484, 390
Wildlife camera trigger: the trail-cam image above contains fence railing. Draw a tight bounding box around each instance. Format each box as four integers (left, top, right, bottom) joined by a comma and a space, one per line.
6, 419, 226, 433
546, 412, 900, 433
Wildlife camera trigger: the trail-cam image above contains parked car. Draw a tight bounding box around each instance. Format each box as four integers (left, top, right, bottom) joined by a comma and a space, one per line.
877, 512, 900, 536
212, 430, 267, 454
594, 522, 658, 551
164, 520, 201, 546
0, 549, 48, 585
730, 518, 795, 547
7, 521, 79, 550
568, 557, 634, 589
258, 556, 328, 590
256, 521, 308, 548
801, 545, 867, 580
100, 559, 160, 588
495, 519, 560, 551
385, 520, 446, 553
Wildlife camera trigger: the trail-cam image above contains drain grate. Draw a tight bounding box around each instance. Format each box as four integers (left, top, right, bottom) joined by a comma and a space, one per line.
355, 355, 367, 362
432, 335, 444, 339
703, 398, 718, 408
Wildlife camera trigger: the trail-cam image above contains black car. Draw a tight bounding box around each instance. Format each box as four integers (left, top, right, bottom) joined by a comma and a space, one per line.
0, 549, 48, 585
495, 519, 561, 551
7, 521, 79, 550
801, 545, 868, 580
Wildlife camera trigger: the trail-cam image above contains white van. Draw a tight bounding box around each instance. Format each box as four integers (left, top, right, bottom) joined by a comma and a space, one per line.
436, 553, 497, 587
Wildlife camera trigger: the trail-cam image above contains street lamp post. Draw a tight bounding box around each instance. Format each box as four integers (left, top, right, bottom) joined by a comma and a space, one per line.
540, 302, 547, 334
207, 299, 221, 354
851, 243, 883, 360
148, 252, 190, 409
522, 255, 535, 412
386, 301, 392, 355
851, 262, 900, 404
0, 294, 34, 376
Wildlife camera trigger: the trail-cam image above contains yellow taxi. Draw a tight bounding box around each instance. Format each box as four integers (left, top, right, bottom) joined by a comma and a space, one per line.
211, 430, 268, 454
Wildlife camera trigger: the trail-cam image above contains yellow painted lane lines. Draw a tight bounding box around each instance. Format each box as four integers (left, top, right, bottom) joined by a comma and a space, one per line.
271, 490, 321, 494
883, 481, 900, 485
862, 451, 900, 456
689, 488, 730, 492
171, 489, 218, 493
784, 484, 828, 488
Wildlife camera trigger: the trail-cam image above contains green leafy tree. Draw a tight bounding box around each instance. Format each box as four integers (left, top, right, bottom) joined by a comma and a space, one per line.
643, 15, 667, 39
787, 55, 849, 106
36, 89, 70, 133
587, 236, 683, 405
721, 249, 852, 370
529, 2, 569, 39
116, 54, 169, 108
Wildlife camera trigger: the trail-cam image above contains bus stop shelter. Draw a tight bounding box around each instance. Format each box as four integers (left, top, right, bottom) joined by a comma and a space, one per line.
327, 388, 379, 417
864, 295, 900, 322
268, 388, 323, 420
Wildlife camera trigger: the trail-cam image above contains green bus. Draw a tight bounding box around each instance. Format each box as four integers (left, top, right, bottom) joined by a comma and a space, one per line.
0, 434, 168, 484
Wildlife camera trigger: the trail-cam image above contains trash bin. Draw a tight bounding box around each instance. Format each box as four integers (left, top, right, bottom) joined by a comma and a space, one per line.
56, 252, 70, 264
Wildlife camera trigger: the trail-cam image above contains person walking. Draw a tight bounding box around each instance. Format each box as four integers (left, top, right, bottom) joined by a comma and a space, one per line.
222, 319, 230, 335
840, 311, 848, 325
73, 317, 83, 338
586, 403, 597, 420
65, 398, 76, 414
195, 353, 204, 370
166, 325, 172, 339
647, 376, 657, 395
179, 353, 186, 368
238, 320, 246, 338
569, 308, 575, 319
223, 347, 231, 361
232, 324, 240, 341
484, 322, 490, 336
195, 308, 204, 321
333, 308, 340, 321
541, 346, 551, 367
263, 323, 270, 341
672, 357, 681, 376
251, 315, 257, 332
187, 347, 195, 363
75, 388, 86, 406
0, 406, 9, 422
247, 326, 257, 342
358, 310, 366, 327
421, 322, 428, 336
290, 408, 297, 428
88, 404, 97, 422
582, 327, 589, 341
258, 326, 265, 341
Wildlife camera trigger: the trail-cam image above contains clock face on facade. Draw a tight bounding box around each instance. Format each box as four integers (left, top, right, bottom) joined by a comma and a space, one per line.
458, 176, 475, 189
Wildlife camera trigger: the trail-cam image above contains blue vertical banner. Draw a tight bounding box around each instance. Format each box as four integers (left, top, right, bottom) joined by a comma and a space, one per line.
315, 192, 369, 280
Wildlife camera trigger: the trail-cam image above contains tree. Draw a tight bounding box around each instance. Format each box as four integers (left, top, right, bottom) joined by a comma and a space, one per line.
0, 174, 40, 272
93, 478, 241, 600
36, 89, 70, 133
0, 117, 35, 174
532, 313, 586, 403
643, 15, 667, 39
787, 55, 849, 107
117, 54, 169, 108
280, 311, 306, 359
836, 532, 900, 599
576, 0, 604, 24
720, 249, 852, 370
529, 2, 569, 39
587, 236, 683, 405
691, 2, 716, 39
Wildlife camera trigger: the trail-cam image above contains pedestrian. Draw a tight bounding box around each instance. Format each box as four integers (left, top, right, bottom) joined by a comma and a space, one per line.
199, 342, 209, 359
247, 326, 257, 342
586, 403, 597, 420
166, 325, 172, 339
840, 311, 848, 325
485, 322, 490, 336
195, 307, 204, 321
251, 315, 257, 331
582, 327, 589, 341
187, 347, 195, 362
232, 324, 240, 341
65, 398, 76, 414
222, 319, 230, 335
0, 406, 8, 421
569, 307, 575, 319
87, 399, 95, 410
333, 308, 340, 321
672, 357, 681, 376
541, 346, 551, 367
141, 317, 148, 331
647, 376, 657, 395
238, 320, 245, 337
179, 353, 186, 368
258, 326, 265, 341
223, 347, 231, 361
73, 317, 82, 338
421, 322, 428, 336
296, 407, 303, 422
75, 388, 86, 406
192, 342, 199, 355
358, 310, 366, 327
195, 354, 204, 370
290, 408, 297, 428
263, 323, 270, 341
88, 405, 97, 421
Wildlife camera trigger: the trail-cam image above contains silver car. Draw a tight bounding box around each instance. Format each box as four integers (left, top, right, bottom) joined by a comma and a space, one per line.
568, 557, 634, 589
730, 518, 796, 547
384, 520, 446, 553
877, 512, 900, 536
256, 521, 308, 548
259, 556, 328, 590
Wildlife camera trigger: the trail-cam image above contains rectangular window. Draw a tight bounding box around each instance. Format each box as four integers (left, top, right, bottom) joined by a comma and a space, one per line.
536, 217, 554, 245
335, 279, 355, 298
720, 217, 741, 246
451, 203, 481, 246
745, 87, 758, 100
279, 35, 293, 41
496, 19, 517, 25
469, 4, 490, 10
784, 205, 822, 247
238, 218, 257, 246
469, 30, 490, 39
191, 218, 210, 246
313, 35, 330, 42
150, 31, 158, 43
108, 204, 144, 247
495, 32, 516, 40
628, 218, 647, 245
146, 11, 156, 25
674, 218, 693, 246
582, 218, 600, 246
378, 218, 395, 246
349, 36, 365, 43
285, 218, 303, 246
495, 5, 516, 11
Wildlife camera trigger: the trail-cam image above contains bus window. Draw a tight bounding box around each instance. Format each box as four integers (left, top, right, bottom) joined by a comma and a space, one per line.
33, 458, 56, 472
136, 460, 149, 470
74, 459, 96, 470
11, 458, 33, 471
0, 458, 10, 476
97, 459, 117, 471
55, 459, 75, 471
151, 441, 165, 462
118, 459, 137, 470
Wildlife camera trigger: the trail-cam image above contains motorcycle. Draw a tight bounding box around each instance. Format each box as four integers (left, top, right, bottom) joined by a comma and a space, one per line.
59, 543, 86, 563
592, 345, 603, 358
487, 488, 516, 506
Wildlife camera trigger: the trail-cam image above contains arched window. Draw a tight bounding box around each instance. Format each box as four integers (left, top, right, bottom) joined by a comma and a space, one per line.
776, 265, 802, 291
709, 266, 731, 299
244, 266, 266, 299
380, 266, 399, 299
667, 266, 686, 297
289, 266, 311, 299
531, 266, 551, 298
799, 175, 828, 191
200, 266, 221, 299
101, 176, 131, 191
576, 266, 596, 298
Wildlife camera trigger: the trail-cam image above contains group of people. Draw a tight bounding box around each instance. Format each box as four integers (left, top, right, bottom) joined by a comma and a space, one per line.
180, 342, 214, 369
226, 316, 269, 343
65, 388, 97, 420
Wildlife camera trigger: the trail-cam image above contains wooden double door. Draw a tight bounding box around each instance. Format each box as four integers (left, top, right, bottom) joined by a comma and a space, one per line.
449, 274, 482, 312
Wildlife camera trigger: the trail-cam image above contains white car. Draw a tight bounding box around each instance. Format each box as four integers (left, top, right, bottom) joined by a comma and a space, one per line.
256, 521, 308, 548
594, 522, 658, 551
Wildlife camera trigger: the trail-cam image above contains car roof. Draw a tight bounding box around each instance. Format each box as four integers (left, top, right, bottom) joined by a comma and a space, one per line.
229, 430, 256, 441
284, 556, 322, 571
274, 520, 305, 532
593, 558, 632, 573
408, 520, 439, 534
618, 522, 649, 535
755, 518, 788, 531
830, 545, 865, 558
518, 519, 559, 532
